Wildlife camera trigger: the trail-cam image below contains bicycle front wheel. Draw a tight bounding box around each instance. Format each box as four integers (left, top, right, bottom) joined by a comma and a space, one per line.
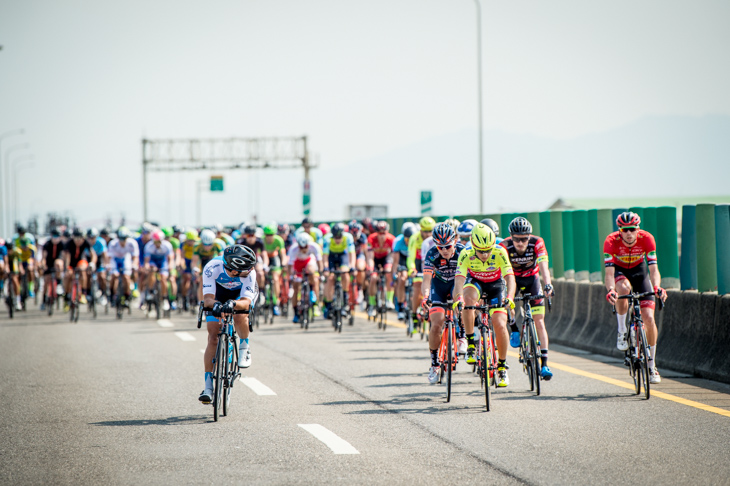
446, 321, 453, 403
529, 320, 541, 396
213, 338, 226, 421
639, 326, 651, 400
222, 340, 234, 417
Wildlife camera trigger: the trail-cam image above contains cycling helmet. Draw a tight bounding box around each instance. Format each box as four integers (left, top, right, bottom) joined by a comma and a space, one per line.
185, 228, 199, 240
100, 227, 110, 237
277, 223, 289, 234
72, 227, 83, 237
17, 225, 26, 234
432, 223, 457, 247
214, 223, 224, 232
200, 229, 216, 245
509, 217, 532, 235
401, 221, 416, 235
419, 216, 436, 232
403, 225, 416, 239
317, 223, 330, 235
301, 217, 312, 225
263, 224, 276, 236
350, 222, 362, 234
117, 227, 130, 239
51, 229, 61, 238
141, 222, 154, 234
471, 223, 496, 252
62, 229, 72, 238
457, 220, 475, 238
161, 226, 173, 238
616, 211, 641, 228
296, 233, 312, 247
172, 225, 183, 234
480, 218, 499, 237
152, 231, 163, 242
0, 238, 4, 246
444, 218, 460, 232
243, 224, 257, 236
362, 217, 373, 232
331, 223, 345, 238
376, 221, 389, 233
231, 230, 241, 240
86, 227, 99, 238
223, 245, 257, 272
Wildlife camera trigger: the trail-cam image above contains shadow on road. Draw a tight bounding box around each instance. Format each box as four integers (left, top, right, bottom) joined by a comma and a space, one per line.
90, 415, 209, 426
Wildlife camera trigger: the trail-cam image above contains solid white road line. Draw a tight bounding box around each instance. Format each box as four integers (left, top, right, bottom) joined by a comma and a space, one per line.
174, 331, 196, 342
240, 377, 277, 396
157, 319, 174, 328
298, 424, 359, 454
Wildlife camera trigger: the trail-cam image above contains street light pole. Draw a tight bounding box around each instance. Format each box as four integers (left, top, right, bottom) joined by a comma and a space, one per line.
3, 142, 30, 236
0, 129, 25, 236
13, 160, 34, 226
196, 180, 207, 227
474, 0, 484, 214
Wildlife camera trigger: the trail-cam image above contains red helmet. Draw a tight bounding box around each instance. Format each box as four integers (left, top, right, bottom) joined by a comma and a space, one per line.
616, 211, 641, 228
318, 223, 331, 235
376, 221, 389, 232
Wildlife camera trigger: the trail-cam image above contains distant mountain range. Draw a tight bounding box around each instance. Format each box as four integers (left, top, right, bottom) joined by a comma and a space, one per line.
310, 114, 730, 220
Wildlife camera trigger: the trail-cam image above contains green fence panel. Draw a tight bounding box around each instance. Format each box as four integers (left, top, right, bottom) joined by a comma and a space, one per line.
527, 212, 541, 237
696, 204, 717, 292
539, 211, 552, 274
596, 209, 613, 281
715, 204, 730, 295
500, 213, 516, 238
643, 207, 658, 237
587, 209, 602, 282
680, 205, 698, 290
572, 210, 590, 281
656, 206, 680, 289
629, 206, 645, 227
561, 211, 575, 280
550, 211, 564, 279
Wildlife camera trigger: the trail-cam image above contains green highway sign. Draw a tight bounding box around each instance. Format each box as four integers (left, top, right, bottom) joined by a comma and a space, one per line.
420, 190, 432, 215
210, 175, 224, 192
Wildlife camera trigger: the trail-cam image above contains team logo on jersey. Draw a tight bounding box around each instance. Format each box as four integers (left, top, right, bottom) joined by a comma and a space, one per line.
604, 253, 612, 262
204, 267, 213, 277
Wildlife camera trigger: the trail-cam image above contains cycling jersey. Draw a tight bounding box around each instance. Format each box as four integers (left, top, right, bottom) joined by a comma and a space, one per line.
0, 245, 8, 260
392, 235, 409, 260
421, 237, 435, 263
108, 238, 140, 259
352, 232, 368, 257
202, 257, 258, 319
499, 236, 548, 278
323, 233, 355, 255
367, 233, 395, 259
218, 234, 235, 246
263, 235, 286, 257
15, 245, 37, 262
144, 240, 174, 260
193, 240, 225, 260
64, 240, 92, 268
423, 243, 465, 283
603, 230, 657, 270
406, 233, 425, 272
181, 240, 197, 260
288, 242, 322, 263
12, 233, 36, 247
168, 236, 180, 251
237, 237, 264, 257
456, 246, 513, 283
294, 227, 324, 247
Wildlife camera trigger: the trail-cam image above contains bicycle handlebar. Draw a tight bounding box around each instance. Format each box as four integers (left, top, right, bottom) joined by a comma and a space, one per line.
514, 294, 546, 302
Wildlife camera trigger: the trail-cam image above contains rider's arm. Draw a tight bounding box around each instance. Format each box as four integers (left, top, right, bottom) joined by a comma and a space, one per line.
406, 236, 417, 272
504, 274, 516, 301
538, 260, 551, 289
648, 264, 662, 291
604, 266, 616, 293
453, 275, 465, 300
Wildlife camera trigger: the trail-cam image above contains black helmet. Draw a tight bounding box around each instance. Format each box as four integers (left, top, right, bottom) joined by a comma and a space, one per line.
51, 229, 61, 238
62, 229, 72, 238
243, 224, 257, 236
331, 223, 345, 238
480, 218, 499, 237
100, 227, 110, 236
508, 217, 532, 236
72, 227, 83, 237
301, 217, 312, 225
17, 225, 26, 234
223, 245, 257, 272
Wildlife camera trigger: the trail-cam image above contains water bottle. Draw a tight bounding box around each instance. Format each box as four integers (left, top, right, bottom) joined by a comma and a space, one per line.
227, 324, 234, 364
310, 290, 317, 304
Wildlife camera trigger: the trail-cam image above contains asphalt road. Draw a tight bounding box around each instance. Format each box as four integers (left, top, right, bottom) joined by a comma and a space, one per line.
1, 302, 729, 485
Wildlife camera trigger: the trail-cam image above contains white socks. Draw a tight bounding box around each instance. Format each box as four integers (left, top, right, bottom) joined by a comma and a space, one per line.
617, 313, 627, 334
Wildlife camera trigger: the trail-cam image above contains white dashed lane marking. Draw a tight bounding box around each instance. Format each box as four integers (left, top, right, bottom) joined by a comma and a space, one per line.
174, 331, 196, 342
157, 319, 174, 328
298, 424, 360, 454
240, 377, 277, 396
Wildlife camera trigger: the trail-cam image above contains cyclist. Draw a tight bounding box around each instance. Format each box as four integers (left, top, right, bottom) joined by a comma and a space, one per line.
135, 223, 155, 301
605, 211, 667, 384
143, 231, 175, 312
263, 224, 287, 316
407, 216, 436, 330
457, 220, 478, 248
287, 232, 323, 323
63, 228, 97, 310
12, 225, 36, 248
453, 223, 516, 387
199, 245, 258, 404
85, 228, 109, 306
238, 225, 268, 302
278, 223, 295, 250
500, 217, 555, 380
366, 220, 395, 317
216, 225, 235, 247
40, 230, 66, 310
162, 226, 181, 310
392, 222, 416, 321
296, 217, 324, 248
322, 223, 356, 319
349, 221, 369, 307
181, 228, 199, 305
422, 224, 466, 384
15, 236, 38, 300
107, 227, 140, 306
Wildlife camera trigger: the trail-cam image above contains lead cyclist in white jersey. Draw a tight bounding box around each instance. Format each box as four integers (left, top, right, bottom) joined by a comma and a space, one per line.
287, 233, 324, 324
107, 227, 140, 305
199, 245, 259, 404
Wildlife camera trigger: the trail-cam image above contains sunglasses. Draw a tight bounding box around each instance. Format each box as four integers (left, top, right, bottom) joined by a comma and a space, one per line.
225, 267, 251, 277
620, 227, 637, 233
436, 244, 454, 251
513, 236, 529, 243
475, 249, 491, 255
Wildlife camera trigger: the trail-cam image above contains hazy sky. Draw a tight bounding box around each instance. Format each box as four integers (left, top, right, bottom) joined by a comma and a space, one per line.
2, 0, 729, 230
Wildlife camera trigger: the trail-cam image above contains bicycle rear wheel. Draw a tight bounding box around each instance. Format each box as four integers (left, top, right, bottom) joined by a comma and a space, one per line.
213, 337, 226, 421
529, 320, 541, 396
5, 278, 14, 319
446, 320, 453, 403
481, 325, 491, 411
639, 326, 651, 400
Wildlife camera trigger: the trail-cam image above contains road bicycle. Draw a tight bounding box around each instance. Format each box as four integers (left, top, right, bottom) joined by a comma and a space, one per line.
615, 291, 658, 400
463, 300, 503, 412
260, 271, 274, 325
295, 272, 315, 330
68, 268, 82, 323
198, 303, 249, 421
87, 267, 98, 319
514, 294, 548, 396
403, 274, 416, 337
44, 269, 59, 316
2, 271, 15, 319
371, 268, 388, 330
434, 300, 459, 403
329, 269, 349, 333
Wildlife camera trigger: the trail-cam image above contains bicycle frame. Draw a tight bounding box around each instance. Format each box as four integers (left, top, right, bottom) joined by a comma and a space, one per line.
515, 294, 545, 396
616, 292, 655, 400
436, 304, 459, 403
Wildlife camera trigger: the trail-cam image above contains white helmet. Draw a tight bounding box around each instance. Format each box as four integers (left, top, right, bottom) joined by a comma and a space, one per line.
296, 232, 312, 247
401, 222, 416, 235
200, 229, 216, 245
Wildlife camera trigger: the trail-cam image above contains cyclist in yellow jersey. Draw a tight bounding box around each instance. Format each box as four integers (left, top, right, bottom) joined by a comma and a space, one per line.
15, 237, 38, 300
453, 223, 516, 387
407, 216, 435, 330
181, 228, 199, 303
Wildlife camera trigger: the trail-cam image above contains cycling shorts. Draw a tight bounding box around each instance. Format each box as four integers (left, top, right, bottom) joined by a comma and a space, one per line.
68, 259, 88, 271
110, 257, 132, 276
184, 258, 193, 274
515, 275, 544, 316
464, 277, 506, 316
293, 255, 315, 277
328, 252, 349, 271
149, 256, 169, 276
374, 255, 392, 273
429, 278, 454, 315
269, 255, 281, 271
205, 286, 255, 323
615, 265, 655, 309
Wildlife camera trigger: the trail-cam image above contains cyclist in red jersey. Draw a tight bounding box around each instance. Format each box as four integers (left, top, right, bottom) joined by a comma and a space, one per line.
604, 211, 668, 384
366, 221, 395, 317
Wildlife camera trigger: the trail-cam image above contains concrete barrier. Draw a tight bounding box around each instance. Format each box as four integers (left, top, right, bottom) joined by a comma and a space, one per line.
548, 281, 730, 384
